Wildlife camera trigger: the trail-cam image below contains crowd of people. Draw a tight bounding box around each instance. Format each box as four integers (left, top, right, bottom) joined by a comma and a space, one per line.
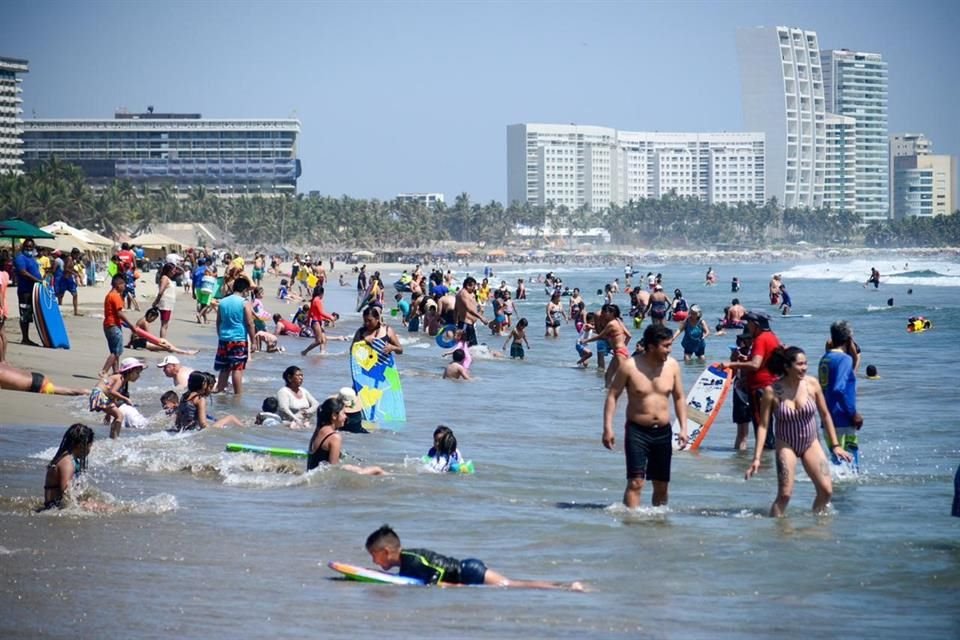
5, 238, 958, 589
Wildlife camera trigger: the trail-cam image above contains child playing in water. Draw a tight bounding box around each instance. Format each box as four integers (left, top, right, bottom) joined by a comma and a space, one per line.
174, 371, 243, 431
442, 330, 473, 369
423, 425, 466, 473
40, 423, 95, 511
90, 357, 144, 439
365, 524, 585, 590
255, 396, 286, 427
443, 349, 472, 381
161, 390, 178, 416
576, 312, 596, 367
503, 317, 530, 360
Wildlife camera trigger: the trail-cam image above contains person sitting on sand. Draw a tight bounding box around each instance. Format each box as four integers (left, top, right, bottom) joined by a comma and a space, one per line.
0, 362, 88, 396
365, 524, 585, 590
126, 307, 199, 355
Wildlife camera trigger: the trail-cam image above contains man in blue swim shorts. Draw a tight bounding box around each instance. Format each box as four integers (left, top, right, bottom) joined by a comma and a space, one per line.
602, 324, 688, 507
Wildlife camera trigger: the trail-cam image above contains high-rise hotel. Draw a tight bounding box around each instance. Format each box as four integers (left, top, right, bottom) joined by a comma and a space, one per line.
0, 56, 28, 175
506, 124, 765, 211
23, 110, 301, 196
736, 26, 827, 210
821, 49, 889, 222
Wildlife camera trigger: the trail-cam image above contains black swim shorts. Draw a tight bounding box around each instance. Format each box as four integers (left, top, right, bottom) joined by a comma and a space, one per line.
18, 290, 33, 324
624, 422, 672, 482
458, 558, 487, 585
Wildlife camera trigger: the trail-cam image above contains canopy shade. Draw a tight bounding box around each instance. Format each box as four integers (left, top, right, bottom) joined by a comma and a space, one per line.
454, 249, 472, 256
41, 221, 114, 248
37, 233, 94, 253
0, 219, 55, 240
129, 232, 183, 250
486, 249, 507, 257
352, 250, 375, 258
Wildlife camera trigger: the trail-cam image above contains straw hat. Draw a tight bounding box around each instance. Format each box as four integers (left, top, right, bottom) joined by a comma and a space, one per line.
337, 387, 363, 414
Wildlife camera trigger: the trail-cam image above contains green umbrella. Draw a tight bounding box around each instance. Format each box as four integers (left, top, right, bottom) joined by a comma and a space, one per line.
0, 219, 55, 240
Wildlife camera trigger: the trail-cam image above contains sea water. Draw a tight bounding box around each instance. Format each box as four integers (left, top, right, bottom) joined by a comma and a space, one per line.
1, 257, 959, 639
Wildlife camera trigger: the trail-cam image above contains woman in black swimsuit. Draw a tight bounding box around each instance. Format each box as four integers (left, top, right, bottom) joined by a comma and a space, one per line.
307, 397, 385, 475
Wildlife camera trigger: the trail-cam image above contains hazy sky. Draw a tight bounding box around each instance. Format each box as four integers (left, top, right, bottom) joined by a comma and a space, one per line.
4, 0, 958, 202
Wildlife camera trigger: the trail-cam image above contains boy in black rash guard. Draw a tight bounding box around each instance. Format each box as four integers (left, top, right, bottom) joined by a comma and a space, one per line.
364, 525, 585, 590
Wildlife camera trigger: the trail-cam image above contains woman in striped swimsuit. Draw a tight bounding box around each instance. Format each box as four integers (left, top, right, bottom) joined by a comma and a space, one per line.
745, 346, 852, 517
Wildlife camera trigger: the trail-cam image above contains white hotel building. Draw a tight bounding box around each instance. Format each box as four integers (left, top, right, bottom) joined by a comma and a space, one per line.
821, 49, 889, 222
737, 26, 827, 210
506, 124, 765, 211
824, 113, 857, 214
0, 56, 28, 175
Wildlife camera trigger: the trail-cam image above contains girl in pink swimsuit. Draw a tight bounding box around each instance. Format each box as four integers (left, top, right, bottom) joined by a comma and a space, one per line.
745, 346, 852, 517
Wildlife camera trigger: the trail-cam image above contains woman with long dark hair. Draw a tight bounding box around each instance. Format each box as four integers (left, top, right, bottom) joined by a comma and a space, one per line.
41, 423, 94, 510
307, 397, 385, 475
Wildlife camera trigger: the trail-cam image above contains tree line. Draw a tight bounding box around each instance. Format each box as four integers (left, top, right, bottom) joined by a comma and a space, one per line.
1, 159, 958, 248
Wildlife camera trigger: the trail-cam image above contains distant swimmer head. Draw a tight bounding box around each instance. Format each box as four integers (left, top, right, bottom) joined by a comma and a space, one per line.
866, 364, 879, 379
887, 298, 894, 306
907, 289, 913, 295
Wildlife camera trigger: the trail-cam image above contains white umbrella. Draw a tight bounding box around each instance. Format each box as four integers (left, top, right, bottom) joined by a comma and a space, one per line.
352, 250, 375, 258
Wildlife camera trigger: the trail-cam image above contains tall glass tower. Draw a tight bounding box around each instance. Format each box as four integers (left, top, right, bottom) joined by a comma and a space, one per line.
737, 26, 826, 210
821, 49, 889, 222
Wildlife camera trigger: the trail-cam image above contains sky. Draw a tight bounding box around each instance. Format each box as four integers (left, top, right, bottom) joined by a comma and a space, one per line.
3, 0, 959, 203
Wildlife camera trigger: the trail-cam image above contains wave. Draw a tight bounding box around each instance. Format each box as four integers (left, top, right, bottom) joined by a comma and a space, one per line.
779, 259, 960, 287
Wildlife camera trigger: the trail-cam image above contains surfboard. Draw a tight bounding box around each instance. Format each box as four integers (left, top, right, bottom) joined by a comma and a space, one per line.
33, 283, 70, 349
778, 314, 811, 319
350, 339, 406, 423
672, 362, 732, 451
327, 561, 425, 586
225, 443, 308, 458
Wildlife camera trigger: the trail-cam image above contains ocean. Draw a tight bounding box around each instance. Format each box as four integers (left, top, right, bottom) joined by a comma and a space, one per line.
1, 256, 958, 639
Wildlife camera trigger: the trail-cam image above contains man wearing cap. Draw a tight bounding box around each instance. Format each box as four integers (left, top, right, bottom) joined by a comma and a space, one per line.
726, 310, 781, 449
336, 387, 370, 434
158, 355, 194, 388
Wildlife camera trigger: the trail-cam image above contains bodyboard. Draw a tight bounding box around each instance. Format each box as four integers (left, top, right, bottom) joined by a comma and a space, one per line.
672, 362, 732, 451
350, 339, 406, 423
35, 283, 69, 348
327, 561, 425, 586
225, 443, 308, 458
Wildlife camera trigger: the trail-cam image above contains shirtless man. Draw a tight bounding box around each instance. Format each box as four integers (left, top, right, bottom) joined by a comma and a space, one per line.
442, 348, 472, 381
602, 324, 687, 507
726, 298, 746, 327
454, 277, 485, 347
647, 285, 670, 326
157, 355, 195, 388
584, 304, 632, 388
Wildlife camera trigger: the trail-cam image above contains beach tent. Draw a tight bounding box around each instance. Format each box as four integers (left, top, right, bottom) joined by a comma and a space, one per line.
352, 250, 375, 258
454, 249, 472, 257
486, 249, 507, 257
37, 233, 94, 253
129, 232, 183, 251
41, 221, 114, 250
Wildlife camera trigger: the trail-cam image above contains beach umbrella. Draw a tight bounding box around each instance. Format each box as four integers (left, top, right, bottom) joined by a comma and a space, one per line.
0, 219, 55, 240
352, 250, 375, 258
487, 249, 507, 257
0, 219, 55, 253
454, 249, 472, 257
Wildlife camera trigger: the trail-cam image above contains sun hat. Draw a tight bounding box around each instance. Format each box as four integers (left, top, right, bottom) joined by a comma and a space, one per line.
119, 357, 145, 373
157, 355, 180, 367
743, 310, 771, 329
337, 387, 363, 414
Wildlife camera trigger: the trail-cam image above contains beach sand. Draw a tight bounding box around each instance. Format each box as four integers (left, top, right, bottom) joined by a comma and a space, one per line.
0, 261, 411, 428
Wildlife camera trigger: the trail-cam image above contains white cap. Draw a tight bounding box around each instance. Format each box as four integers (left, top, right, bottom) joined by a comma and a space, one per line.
157, 355, 180, 367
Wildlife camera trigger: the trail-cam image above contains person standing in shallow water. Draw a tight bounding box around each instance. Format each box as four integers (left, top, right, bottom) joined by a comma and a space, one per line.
602, 324, 688, 508
745, 346, 852, 517
214, 275, 258, 395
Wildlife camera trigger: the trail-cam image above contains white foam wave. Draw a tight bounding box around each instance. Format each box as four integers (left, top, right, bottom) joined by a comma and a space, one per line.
779, 259, 960, 287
